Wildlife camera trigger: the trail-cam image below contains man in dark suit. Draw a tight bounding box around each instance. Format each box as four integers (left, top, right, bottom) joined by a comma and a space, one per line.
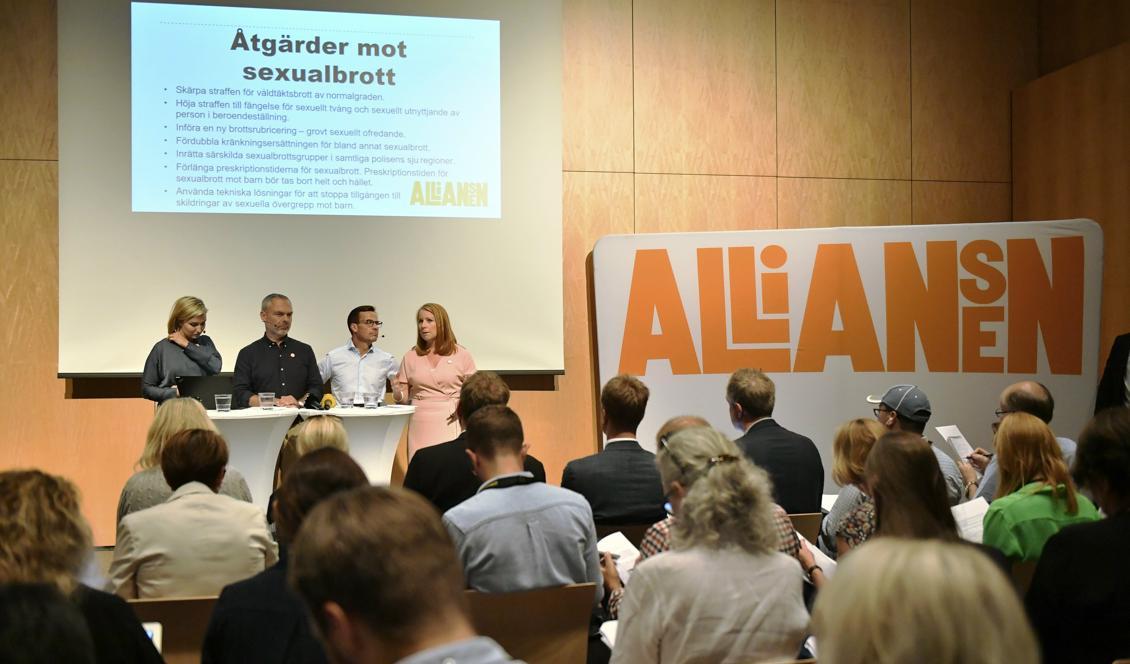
728, 368, 824, 514
402, 371, 545, 513
1095, 332, 1130, 413
561, 374, 666, 526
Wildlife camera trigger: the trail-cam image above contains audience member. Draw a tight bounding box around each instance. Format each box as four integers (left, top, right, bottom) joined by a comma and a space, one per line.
404, 371, 546, 513
109, 429, 277, 598
611, 426, 807, 663
0, 583, 96, 664
728, 368, 824, 513
203, 448, 369, 664
289, 486, 516, 664
867, 384, 964, 504
963, 381, 1077, 501
812, 538, 1038, 664
1027, 408, 1130, 663
825, 419, 885, 556
442, 405, 601, 602
295, 415, 350, 456
982, 413, 1098, 561
1095, 331, 1130, 413
562, 374, 665, 525
116, 397, 251, 522
0, 470, 161, 664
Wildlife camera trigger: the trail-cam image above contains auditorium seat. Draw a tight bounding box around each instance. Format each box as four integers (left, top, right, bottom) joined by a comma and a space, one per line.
788, 513, 822, 545
595, 523, 652, 548
127, 595, 217, 664
465, 583, 595, 664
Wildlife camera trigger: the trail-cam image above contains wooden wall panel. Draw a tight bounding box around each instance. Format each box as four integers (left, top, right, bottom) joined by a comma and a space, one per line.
912, 182, 1012, 225
912, 0, 1037, 182
1013, 42, 1130, 366
563, 0, 634, 172
0, 0, 57, 159
778, 0, 911, 179
778, 178, 912, 229
634, 174, 776, 233
508, 172, 634, 482
0, 161, 152, 545
633, 0, 776, 176
1039, 0, 1130, 75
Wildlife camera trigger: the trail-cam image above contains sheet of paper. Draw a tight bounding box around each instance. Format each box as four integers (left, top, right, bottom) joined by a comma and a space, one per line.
797, 533, 837, 580
936, 424, 975, 459
952, 497, 989, 543
600, 620, 618, 649
821, 493, 839, 512
598, 531, 641, 585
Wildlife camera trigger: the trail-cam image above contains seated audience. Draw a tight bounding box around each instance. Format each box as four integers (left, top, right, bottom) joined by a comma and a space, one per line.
289, 486, 516, 663
0, 469, 161, 663
964, 381, 1076, 501
562, 374, 665, 525
404, 371, 546, 513
270, 415, 351, 523
203, 448, 368, 664
442, 405, 601, 602
116, 397, 252, 522
1027, 408, 1130, 664
826, 419, 885, 556
109, 429, 277, 598
812, 538, 1037, 664
729, 368, 824, 513
611, 426, 808, 663
867, 384, 964, 504
0, 583, 96, 664
982, 413, 1098, 562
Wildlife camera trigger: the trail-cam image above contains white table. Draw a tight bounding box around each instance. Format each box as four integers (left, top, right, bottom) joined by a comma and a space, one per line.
207, 407, 303, 513
298, 405, 414, 485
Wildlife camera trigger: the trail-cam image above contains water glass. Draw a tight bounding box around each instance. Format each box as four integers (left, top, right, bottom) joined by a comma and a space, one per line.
259, 392, 276, 409
214, 394, 232, 412
362, 392, 380, 409
337, 392, 355, 408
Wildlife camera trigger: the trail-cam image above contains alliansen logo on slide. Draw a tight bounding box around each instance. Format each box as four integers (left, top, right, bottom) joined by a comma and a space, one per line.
409, 181, 488, 207
619, 237, 1085, 376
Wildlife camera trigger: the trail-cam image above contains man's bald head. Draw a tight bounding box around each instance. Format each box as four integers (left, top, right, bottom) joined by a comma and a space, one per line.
999, 381, 1055, 423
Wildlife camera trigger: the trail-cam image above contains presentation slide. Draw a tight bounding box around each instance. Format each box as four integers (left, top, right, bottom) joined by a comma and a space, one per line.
132, 3, 500, 217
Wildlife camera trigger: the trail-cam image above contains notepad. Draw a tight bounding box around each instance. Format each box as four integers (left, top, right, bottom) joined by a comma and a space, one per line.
600, 620, 618, 649
598, 531, 641, 586
952, 497, 989, 543
936, 424, 975, 460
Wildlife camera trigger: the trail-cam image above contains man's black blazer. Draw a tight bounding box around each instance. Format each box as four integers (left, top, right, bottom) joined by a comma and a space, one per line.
1095, 333, 1130, 413
735, 419, 824, 514
402, 432, 547, 514
561, 439, 667, 526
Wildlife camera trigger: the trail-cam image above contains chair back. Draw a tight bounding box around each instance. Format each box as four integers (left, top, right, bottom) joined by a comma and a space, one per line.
127, 596, 218, 664
465, 583, 595, 664
788, 513, 822, 544
1010, 560, 1039, 595
595, 523, 653, 548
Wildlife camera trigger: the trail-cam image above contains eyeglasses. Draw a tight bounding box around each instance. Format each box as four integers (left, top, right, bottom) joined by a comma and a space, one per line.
994, 409, 1012, 419
873, 408, 890, 419
358, 320, 383, 327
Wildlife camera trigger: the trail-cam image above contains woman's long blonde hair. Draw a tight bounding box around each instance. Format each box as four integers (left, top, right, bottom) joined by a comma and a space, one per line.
995, 412, 1078, 513
0, 470, 92, 594
831, 418, 885, 487
138, 397, 218, 470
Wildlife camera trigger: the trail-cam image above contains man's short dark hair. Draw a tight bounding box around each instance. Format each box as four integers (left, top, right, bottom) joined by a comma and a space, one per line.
347, 305, 376, 332
457, 372, 510, 421
1003, 382, 1055, 423
601, 375, 649, 433
726, 368, 775, 419
288, 486, 468, 640
1073, 408, 1130, 501
895, 413, 927, 435
275, 448, 369, 544
161, 429, 228, 490
465, 405, 523, 459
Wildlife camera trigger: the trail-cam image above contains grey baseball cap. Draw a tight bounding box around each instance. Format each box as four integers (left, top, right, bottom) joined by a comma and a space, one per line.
866, 384, 932, 423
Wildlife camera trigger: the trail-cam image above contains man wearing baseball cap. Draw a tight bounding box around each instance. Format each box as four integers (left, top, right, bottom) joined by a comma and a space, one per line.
867, 384, 964, 505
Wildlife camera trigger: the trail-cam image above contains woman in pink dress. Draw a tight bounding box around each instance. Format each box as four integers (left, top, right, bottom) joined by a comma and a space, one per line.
393, 303, 476, 458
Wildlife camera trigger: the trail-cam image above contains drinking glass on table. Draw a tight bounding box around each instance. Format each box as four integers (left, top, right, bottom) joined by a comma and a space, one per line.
214, 394, 232, 412
337, 392, 355, 409
258, 392, 276, 409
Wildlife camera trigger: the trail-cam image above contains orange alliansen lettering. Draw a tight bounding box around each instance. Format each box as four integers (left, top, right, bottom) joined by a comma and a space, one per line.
1007, 236, 1085, 374
885, 241, 959, 372
959, 240, 1006, 304
698, 248, 790, 374
794, 244, 884, 372
618, 249, 701, 375
727, 247, 790, 344
963, 306, 1005, 373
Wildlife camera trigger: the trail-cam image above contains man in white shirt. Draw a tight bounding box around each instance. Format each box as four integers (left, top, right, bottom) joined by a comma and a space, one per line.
319, 305, 398, 405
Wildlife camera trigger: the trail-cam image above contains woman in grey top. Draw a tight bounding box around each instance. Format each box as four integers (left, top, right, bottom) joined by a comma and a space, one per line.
117, 397, 252, 522
141, 296, 222, 403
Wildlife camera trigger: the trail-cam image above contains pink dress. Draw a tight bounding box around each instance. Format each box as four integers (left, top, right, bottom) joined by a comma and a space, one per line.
395, 345, 476, 457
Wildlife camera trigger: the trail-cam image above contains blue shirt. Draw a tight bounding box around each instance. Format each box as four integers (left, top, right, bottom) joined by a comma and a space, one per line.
318, 340, 398, 403
442, 472, 602, 605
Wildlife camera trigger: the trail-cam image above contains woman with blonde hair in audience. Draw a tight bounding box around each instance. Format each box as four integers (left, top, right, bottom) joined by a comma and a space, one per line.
0, 469, 161, 663
826, 418, 886, 556
811, 537, 1037, 664
983, 412, 1098, 561
295, 414, 349, 457
610, 426, 808, 663
116, 397, 251, 522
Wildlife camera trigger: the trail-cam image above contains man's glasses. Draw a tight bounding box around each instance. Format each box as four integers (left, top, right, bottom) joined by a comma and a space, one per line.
358, 320, 383, 327
994, 408, 1012, 419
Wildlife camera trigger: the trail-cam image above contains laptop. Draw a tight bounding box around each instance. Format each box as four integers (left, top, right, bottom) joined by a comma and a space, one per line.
176, 375, 234, 409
